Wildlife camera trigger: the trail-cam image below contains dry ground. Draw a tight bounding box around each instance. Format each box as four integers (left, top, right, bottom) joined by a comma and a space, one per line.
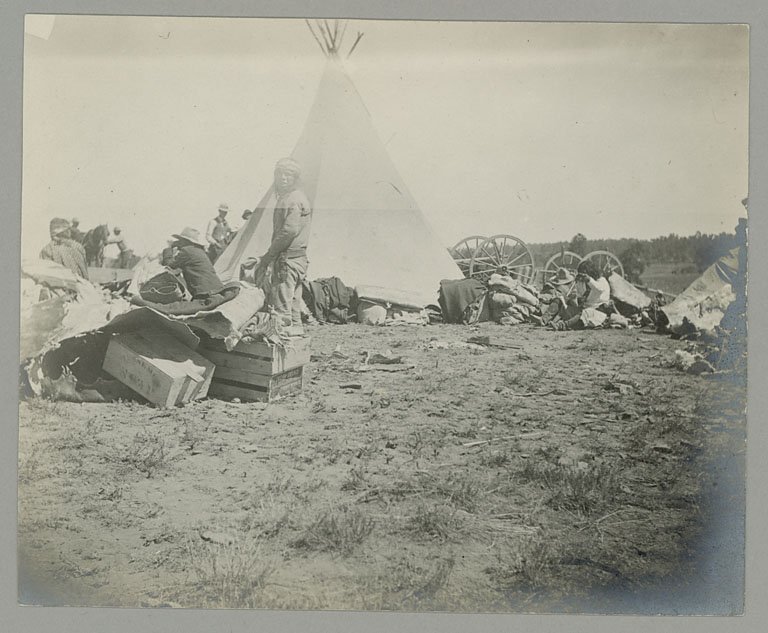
17, 322, 742, 612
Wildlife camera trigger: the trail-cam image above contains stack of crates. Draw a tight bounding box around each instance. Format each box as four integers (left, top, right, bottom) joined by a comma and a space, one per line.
199, 336, 310, 402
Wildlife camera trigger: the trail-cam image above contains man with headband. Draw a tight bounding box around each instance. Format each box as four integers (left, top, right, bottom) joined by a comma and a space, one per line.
254, 157, 312, 336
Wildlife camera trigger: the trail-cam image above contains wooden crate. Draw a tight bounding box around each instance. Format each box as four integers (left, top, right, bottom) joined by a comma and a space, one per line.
200, 337, 310, 402
102, 331, 215, 407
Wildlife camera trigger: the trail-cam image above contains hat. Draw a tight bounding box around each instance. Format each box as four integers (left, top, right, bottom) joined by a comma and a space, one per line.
71, 217, 80, 225
242, 209, 253, 219
114, 226, 121, 233
171, 227, 207, 247
49, 217, 71, 237
274, 157, 301, 177
218, 203, 229, 213
553, 268, 576, 285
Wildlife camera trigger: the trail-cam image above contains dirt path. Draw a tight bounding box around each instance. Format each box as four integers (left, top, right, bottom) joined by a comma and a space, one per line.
17, 322, 741, 612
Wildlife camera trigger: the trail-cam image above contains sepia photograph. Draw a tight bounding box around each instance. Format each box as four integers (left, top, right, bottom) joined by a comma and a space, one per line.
16, 14, 747, 615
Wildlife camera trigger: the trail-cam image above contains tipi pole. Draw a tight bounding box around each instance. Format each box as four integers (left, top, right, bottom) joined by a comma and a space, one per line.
348, 32, 364, 58
316, 20, 334, 54
305, 20, 328, 56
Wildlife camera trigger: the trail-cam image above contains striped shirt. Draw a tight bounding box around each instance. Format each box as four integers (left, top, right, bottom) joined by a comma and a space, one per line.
39, 239, 89, 280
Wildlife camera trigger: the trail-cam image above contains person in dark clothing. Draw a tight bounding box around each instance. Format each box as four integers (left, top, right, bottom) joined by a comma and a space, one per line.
162, 227, 225, 299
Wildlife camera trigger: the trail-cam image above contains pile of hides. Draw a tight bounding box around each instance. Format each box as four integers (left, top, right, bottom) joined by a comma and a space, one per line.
438, 279, 489, 325
487, 274, 541, 325
302, 277, 357, 324
20, 272, 267, 401
660, 246, 742, 336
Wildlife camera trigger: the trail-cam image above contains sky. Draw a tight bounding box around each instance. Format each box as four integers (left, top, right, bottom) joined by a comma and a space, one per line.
21, 16, 748, 260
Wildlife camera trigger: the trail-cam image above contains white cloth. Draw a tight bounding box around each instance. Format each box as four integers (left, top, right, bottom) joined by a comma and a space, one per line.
580, 307, 608, 328
583, 277, 611, 309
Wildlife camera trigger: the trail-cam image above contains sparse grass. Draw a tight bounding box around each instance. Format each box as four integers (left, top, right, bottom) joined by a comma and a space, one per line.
502, 365, 548, 392
516, 459, 621, 516
407, 503, 463, 543
18, 444, 40, 485
184, 527, 276, 608
293, 506, 374, 555
481, 449, 512, 468
340, 466, 367, 492
357, 553, 456, 609
112, 430, 168, 478
487, 533, 565, 590
387, 470, 488, 514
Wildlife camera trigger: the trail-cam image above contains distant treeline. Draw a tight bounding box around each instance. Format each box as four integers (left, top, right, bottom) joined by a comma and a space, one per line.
527, 229, 742, 282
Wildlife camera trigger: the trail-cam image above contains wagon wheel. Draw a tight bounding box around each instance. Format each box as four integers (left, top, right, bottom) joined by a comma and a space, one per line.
449, 235, 487, 278
582, 250, 625, 278
469, 234, 536, 284
543, 250, 583, 286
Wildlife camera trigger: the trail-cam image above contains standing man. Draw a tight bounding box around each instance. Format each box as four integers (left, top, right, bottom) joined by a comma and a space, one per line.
206, 203, 232, 263
69, 218, 85, 243
106, 226, 131, 268
39, 217, 89, 280
254, 158, 312, 336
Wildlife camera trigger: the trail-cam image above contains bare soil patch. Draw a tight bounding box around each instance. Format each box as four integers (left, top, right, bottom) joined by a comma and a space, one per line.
17, 322, 736, 612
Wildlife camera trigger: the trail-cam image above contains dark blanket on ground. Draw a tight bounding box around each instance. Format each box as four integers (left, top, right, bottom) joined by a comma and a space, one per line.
439, 279, 490, 324
130, 285, 240, 315
303, 277, 356, 324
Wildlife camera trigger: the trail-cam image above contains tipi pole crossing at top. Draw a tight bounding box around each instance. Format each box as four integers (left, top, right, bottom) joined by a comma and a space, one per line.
304, 19, 363, 59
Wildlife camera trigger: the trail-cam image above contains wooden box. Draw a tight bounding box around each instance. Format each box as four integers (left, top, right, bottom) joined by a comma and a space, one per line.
199, 337, 310, 402
102, 331, 215, 407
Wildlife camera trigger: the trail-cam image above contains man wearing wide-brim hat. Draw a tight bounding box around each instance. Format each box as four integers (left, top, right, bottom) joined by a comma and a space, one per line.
163, 227, 225, 300
39, 217, 89, 279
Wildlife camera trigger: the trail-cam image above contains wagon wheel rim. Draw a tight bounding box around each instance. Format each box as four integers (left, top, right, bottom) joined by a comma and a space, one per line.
449, 235, 487, 278
469, 234, 536, 284
543, 250, 583, 285
583, 250, 625, 278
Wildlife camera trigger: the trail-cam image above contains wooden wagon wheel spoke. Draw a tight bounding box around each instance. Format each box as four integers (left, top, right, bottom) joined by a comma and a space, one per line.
469, 234, 536, 284
504, 250, 530, 267
449, 235, 487, 278
543, 250, 583, 285
582, 250, 624, 278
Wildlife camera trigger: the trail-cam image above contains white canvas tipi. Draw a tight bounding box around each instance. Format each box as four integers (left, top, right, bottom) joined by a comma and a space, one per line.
215, 38, 462, 306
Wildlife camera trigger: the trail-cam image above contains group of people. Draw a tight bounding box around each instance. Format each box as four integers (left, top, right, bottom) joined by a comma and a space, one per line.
540, 260, 614, 330
39, 217, 130, 278
161, 157, 311, 336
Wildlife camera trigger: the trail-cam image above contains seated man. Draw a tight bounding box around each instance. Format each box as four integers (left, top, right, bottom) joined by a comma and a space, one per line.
131, 227, 240, 315
162, 227, 225, 300
551, 261, 612, 330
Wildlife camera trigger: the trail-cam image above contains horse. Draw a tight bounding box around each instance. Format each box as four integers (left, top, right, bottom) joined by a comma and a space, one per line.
82, 224, 110, 267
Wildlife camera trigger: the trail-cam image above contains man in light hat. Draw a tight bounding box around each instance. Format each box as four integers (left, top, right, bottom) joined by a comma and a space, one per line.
253, 157, 312, 336
206, 203, 232, 263
162, 227, 225, 299
39, 217, 89, 279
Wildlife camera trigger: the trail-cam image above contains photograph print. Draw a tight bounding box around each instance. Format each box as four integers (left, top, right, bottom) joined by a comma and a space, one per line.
18, 15, 747, 614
